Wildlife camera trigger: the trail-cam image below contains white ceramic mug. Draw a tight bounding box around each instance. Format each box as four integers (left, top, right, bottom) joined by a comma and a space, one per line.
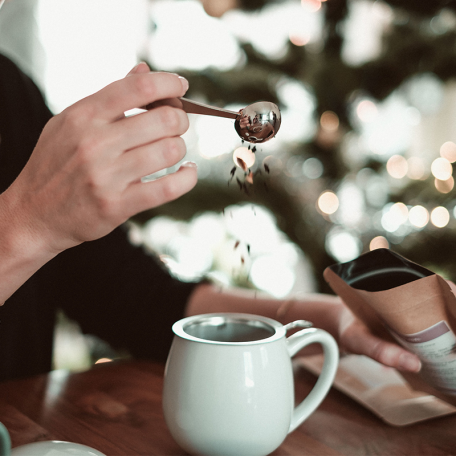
163, 313, 339, 456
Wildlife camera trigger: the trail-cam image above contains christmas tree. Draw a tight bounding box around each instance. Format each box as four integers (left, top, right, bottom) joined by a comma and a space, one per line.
139, 0, 456, 293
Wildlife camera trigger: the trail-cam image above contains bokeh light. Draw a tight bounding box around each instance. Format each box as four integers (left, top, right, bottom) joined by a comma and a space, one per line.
336, 182, 364, 227
317, 191, 339, 215
302, 157, 323, 179
250, 255, 295, 297
233, 146, 256, 169
440, 141, 456, 163
356, 99, 378, 123
430, 206, 450, 228
325, 228, 361, 262
386, 155, 408, 179
435, 177, 454, 194
407, 157, 426, 180
147, 0, 241, 71
431, 157, 452, 180
320, 111, 339, 132
289, 30, 311, 46
370, 236, 389, 250
409, 205, 429, 228
381, 202, 408, 232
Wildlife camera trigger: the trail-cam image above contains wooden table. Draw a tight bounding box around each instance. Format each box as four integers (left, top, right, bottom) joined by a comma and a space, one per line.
0, 360, 455, 455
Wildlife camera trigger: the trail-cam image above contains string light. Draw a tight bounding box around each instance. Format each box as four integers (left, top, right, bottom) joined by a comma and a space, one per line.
431, 157, 452, 180
430, 206, 450, 228
409, 205, 429, 228
320, 111, 339, 131
386, 155, 408, 179
440, 141, 456, 163
435, 176, 454, 194
317, 191, 339, 215
381, 202, 408, 232
370, 236, 389, 250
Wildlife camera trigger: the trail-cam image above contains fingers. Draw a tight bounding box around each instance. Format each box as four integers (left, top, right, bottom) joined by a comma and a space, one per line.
84, 71, 189, 122
341, 322, 421, 372
111, 104, 189, 151
122, 162, 198, 214
143, 97, 184, 111
368, 338, 422, 373
117, 136, 187, 182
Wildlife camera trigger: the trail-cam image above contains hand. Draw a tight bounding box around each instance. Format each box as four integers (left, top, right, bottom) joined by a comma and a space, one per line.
3, 63, 197, 255
337, 304, 422, 372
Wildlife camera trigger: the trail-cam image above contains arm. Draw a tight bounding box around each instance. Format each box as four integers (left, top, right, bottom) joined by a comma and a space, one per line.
0, 63, 197, 304
186, 282, 422, 373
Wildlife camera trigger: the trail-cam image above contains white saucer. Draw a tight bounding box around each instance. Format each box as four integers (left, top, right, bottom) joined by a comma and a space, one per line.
11, 441, 105, 456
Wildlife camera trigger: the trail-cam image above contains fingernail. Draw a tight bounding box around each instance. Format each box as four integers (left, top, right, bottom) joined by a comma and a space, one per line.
181, 160, 197, 169
179, 76, 189, 93
399, 353, 421, 372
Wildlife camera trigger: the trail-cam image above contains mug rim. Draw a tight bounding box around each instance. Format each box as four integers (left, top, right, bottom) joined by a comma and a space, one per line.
172, 312, 285, 345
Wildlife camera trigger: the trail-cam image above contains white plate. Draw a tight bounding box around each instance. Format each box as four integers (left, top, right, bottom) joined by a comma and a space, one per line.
11, 441, 105, 456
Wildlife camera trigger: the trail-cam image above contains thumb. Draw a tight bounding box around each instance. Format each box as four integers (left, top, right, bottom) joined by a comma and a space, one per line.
340, 321, 422, 373
126, 61, 151, 76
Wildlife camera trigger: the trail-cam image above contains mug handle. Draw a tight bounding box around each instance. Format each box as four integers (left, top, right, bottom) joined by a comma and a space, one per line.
0, 422, 11, 456
285, 324, 339, 433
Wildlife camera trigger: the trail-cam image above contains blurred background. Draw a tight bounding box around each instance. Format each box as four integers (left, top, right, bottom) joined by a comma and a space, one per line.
1, 0, 456, 370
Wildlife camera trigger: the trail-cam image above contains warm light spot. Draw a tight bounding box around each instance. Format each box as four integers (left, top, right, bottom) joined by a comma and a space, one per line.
289, 31, 311, 46
317, 191, 339, 215
407, 157, 425, 180
440, 141, 456, 163
409, 205, 429, 228
320, 111, 339, 132
392, 202, 408, 222
356, 100, 378, 123
430, 206, 450, 228
386, 155, 408, 179
435, 176, 454, 193
95, 358, 112, 364
233, 147, 256, 170
370, 236, 389, 250
301, 0, 321, 12
381, 202, 408, 232
431, 157, 452, 180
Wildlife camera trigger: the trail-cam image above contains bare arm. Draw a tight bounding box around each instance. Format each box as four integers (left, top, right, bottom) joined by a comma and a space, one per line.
186, 282, 422, 373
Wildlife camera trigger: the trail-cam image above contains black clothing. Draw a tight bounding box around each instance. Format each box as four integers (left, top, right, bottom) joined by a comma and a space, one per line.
0, 54, 197, 381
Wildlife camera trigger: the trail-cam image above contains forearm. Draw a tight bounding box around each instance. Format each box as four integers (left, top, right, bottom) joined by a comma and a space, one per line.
186, 282, 421, 372
185, 282, 344, 341
0, 189, 58, 304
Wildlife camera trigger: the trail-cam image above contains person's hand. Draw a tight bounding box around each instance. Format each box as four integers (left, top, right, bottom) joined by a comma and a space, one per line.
3, 62, 197, 255
337, 304, 422, 372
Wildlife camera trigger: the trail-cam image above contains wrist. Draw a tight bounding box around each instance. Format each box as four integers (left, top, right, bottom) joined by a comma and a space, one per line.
0, 189, 58, 302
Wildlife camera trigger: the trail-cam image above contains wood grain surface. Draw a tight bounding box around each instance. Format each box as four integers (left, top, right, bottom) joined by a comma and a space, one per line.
0, 360, 455, 455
